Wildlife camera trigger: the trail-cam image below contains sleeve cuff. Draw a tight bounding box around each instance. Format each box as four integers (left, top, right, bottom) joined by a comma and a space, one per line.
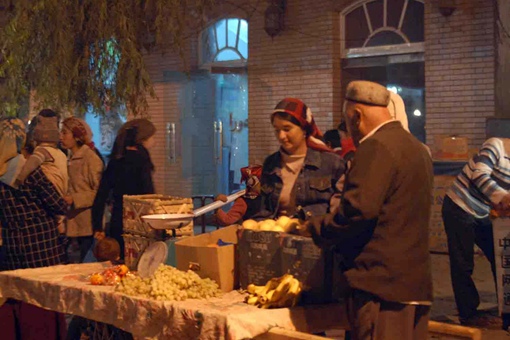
491, 190, 508, 205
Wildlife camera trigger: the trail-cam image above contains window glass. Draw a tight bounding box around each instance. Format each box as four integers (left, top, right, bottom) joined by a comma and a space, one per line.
215, 20, 227, 50
402, 1, 424, 42
200, 19, 248, 65
344, 0, 423, 48
366, 0, 384, 31
387, 0, 406, 28
345, 7, 370, 49
215, 49, 241, 62
227, 19, 239, 48
366, 31, 406, 47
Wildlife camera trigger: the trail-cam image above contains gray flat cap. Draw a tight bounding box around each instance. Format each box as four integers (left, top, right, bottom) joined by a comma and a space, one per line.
345, 80, 390, 107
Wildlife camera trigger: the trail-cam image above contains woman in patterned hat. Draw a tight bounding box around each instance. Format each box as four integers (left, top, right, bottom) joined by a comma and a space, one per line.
0, 117, 68, 339
60, 117, 104, 262
258, 98, 346, 219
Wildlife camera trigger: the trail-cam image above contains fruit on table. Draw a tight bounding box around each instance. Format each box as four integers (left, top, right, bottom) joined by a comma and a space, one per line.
242, 219, 259, 230
242, 217, 301, 233
89, 264, 130, 286
244, 274, 303, 309
90, 273, 105, 285
116, 264, 222, 301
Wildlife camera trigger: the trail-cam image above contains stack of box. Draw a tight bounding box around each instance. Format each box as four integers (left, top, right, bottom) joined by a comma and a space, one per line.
122, 194, 194, 270
433, 135, 469, 160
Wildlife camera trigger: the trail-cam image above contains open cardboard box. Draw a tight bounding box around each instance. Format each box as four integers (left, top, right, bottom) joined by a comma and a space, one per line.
175, 225, 239, 292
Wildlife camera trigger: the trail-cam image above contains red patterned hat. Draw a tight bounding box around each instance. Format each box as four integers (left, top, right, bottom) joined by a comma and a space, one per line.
272, 98, 332, 153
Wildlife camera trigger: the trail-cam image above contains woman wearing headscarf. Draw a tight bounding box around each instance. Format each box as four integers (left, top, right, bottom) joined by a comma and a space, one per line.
60, 117, 104, 262
92, 118, 157, 259
258, 98, 346, 219
0, 117, 68, 339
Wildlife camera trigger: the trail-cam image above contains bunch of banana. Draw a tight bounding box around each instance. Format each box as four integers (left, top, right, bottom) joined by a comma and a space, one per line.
244, 274, 302, 309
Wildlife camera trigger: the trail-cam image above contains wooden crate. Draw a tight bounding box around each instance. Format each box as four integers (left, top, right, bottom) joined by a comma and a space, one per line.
123, 194, 194, 238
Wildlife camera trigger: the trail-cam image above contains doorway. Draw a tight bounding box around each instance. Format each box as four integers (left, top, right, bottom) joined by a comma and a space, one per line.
180, 71, 248, 197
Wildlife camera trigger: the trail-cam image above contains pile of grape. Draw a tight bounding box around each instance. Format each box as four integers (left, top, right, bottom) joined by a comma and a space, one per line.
116, 264, 222, 301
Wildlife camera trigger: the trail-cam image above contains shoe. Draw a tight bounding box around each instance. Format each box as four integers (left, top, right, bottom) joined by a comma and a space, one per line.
460, 314, 503, 329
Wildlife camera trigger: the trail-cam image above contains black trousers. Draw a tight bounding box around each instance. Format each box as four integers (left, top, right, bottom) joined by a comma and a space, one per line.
442, 195, 497, 319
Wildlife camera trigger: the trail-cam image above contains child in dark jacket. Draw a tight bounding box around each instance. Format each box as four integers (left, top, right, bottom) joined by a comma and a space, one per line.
215, 165, 263, 226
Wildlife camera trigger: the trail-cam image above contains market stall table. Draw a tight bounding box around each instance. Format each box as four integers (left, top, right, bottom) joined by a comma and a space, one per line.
0, 262, 348, 339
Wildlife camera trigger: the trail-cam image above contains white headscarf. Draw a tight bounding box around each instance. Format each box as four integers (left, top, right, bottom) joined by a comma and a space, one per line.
387, 92, 409, 132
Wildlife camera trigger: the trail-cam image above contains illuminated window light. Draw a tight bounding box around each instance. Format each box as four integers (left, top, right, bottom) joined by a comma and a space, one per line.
413, 109, 422, 117
387, 86, 398, 94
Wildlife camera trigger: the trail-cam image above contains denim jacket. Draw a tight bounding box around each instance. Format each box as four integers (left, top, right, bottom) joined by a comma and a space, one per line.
257, 148, 346, 219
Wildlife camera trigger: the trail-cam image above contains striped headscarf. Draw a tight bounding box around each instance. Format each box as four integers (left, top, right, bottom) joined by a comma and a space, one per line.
272, 98, 332, 153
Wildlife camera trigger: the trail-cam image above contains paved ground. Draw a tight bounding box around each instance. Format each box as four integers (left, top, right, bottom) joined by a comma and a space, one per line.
430, 252, 510, 339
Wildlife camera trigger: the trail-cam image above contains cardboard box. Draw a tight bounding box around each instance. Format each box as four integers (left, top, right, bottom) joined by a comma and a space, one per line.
492, 217, 510, 315
433, 135, 469, 160
237, 229, 283, 288
175, 225, 238, 292
238, 230, 334, 304
281, 235, 333, 304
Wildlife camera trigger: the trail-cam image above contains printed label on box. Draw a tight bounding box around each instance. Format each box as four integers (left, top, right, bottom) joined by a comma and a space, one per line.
492, 218, 510, 314
237, 229, 283, 288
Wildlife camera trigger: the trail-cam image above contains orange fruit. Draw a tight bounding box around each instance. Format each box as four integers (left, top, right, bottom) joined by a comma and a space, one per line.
118, 265, 129, 276
90, 273, 104, 285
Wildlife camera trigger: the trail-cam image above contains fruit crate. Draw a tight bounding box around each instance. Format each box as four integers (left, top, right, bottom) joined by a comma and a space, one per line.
123, 233, 157, 270
123, 194, 194, 238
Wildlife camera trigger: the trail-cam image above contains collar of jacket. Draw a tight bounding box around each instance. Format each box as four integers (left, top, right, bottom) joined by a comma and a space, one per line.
268, 148, 322, 176
70, 144, 90, 160
361, 120, 403, 143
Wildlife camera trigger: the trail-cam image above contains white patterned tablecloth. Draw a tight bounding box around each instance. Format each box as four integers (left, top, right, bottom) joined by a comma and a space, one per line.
0, 262, 347, 339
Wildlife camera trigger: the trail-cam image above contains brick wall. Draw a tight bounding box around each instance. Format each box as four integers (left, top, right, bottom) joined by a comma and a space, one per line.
142, 0, 497, 196
143, 1, 341, 194
424, 0, 495, 150
248, 0, 340, 164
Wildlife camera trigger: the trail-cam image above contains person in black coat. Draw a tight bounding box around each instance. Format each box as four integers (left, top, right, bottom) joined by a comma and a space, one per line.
92, 118, 156, 259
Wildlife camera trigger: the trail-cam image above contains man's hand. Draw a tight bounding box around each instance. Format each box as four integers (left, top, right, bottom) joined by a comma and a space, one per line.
297, 216, 323, 237
500, 193, 510, 210
297, 221, 313, 237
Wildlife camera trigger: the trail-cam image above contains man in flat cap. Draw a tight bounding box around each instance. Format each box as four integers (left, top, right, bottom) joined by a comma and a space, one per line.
303, 80, 434, 339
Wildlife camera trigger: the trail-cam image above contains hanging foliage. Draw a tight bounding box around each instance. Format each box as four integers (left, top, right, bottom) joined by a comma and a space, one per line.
0, 0, 213, 117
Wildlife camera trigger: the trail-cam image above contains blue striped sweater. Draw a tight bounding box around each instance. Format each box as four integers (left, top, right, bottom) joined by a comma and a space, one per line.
446, 138, 510, 218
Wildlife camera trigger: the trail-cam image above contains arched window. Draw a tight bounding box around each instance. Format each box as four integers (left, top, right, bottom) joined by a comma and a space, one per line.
341, 0, 424, 58
200, 18, 248, 67
340, 0, 426, 142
